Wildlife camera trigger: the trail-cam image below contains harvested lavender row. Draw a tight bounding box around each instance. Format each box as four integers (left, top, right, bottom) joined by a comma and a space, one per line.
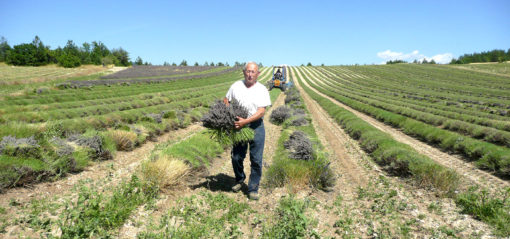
270, 86, 310, 126
101, 65, 219, 79
202, 99, 254, 146
0, 136, 40, 158
269, 106, 292, 125
284, 88, 301, 104
59, 66, 241, 88
67, 134, 113, 161
283, 131, 314, 160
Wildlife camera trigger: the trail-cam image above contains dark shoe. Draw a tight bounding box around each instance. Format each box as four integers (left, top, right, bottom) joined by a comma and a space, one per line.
248, 192, 259, 200
232, 182, 243, 192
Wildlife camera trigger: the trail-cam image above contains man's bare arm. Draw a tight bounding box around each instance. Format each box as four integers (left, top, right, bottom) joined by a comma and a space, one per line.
235, 107, 266, 129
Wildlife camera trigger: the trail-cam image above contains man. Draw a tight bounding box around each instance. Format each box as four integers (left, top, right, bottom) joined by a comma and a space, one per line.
224, 62, 271, 200
274, 68, 282, 80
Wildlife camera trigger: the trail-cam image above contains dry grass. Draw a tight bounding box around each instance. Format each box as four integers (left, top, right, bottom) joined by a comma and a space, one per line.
140, 155, 190, 189
0, 63, 108, 85
107, 130, 137, 151
280, 161, 313, 192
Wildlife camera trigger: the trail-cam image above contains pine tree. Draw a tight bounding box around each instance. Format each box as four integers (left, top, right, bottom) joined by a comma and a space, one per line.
135, 56, 143, 65
0, 36, 11, 62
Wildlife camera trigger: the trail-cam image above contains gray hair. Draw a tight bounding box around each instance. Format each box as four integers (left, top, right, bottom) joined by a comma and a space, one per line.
243, 61, 259, 71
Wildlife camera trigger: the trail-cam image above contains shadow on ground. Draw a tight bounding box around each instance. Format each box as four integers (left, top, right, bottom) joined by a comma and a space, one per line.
191, 173, 249, 194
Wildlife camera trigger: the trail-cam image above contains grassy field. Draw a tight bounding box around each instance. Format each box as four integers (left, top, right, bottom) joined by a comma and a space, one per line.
0, 63, 110, 85
446, 62, 510, 76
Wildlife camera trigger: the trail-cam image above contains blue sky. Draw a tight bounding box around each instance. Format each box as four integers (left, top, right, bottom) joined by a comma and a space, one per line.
1, 0, 509, 65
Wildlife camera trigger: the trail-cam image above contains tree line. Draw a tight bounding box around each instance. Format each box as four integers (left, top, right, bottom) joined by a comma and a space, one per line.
450, 49, 510, 64
386, 59, 437, 64
158, 59, 233, 67
155, 60, 263, 68
0, 36, 131, 68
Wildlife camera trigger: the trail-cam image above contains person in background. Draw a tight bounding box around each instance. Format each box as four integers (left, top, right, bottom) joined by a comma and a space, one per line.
274, 68, 282, 80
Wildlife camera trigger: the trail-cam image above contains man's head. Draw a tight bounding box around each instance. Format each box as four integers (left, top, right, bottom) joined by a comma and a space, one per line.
243, 62, 259, 87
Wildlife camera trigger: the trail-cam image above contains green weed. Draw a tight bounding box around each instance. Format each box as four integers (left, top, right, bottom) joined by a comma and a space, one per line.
262, 195, 320, 238
59, 175, 158, 238
138, 192, 250, 238
455, 186, 510, 236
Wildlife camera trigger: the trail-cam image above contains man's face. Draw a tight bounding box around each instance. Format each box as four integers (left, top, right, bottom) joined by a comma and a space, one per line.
243, 64, 259, 87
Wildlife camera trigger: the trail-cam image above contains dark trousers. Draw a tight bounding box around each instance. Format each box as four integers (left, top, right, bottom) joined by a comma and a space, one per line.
231, 119, 265, 193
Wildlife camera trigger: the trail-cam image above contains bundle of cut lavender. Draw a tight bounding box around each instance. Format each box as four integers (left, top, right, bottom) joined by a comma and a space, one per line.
201, 99, 255, 146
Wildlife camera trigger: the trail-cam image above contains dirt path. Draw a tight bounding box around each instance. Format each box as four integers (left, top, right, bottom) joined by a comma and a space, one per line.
291, 66, 373, 235
292, 66, 493, 237
299, 66, 510, 193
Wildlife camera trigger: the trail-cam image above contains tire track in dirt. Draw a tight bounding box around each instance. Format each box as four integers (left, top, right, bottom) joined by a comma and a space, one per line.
292, 66, 494, 237
291, 66, 374, 235
292, 70, 370, 188
300, 66, 510, 193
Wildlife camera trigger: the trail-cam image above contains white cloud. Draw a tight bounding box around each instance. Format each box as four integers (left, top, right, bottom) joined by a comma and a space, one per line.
377, 50, 405, 59
377, 50, 453, 64
427, 53, 453, 64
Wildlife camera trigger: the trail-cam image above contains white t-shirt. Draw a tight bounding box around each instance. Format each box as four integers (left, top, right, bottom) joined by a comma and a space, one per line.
226, 80, 271, 117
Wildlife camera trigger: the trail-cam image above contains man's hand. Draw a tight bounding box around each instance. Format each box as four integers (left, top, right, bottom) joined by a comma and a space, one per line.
235, 116, 249, 129
234, 107, 265, 129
